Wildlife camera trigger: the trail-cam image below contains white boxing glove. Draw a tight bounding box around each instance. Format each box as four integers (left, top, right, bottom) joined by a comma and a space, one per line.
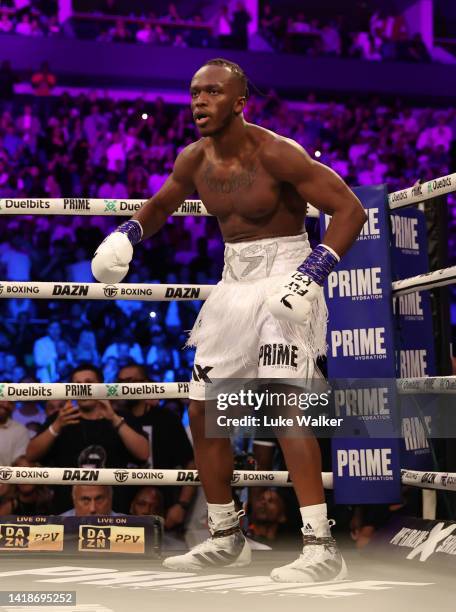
91, 220, 143, 284
266, 244, 340, 326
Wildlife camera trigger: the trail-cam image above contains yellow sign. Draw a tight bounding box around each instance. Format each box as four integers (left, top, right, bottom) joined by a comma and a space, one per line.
78, 525, 144, 554
0, 524, 64, 551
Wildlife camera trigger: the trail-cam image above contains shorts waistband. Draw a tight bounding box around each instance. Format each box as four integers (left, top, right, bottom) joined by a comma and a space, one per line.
222, 233, 310, 282
225, 232, 309, 249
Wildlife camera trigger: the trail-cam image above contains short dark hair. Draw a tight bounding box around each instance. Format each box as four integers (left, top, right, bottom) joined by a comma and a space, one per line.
70, 363, 103, 383
118, 362, 150, 381
204, 57, 249, 99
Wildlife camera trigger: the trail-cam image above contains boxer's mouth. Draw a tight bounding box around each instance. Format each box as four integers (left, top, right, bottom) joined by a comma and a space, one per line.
194, 113, 211, 127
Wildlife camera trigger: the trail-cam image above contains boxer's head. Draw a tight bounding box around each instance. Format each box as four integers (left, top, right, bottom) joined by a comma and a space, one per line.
191, 58, 248, 136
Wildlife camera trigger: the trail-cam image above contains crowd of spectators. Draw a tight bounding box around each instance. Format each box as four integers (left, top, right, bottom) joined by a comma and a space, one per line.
0, 1, 60, 38
0, 0, 436, 62
260, 3, 431, 61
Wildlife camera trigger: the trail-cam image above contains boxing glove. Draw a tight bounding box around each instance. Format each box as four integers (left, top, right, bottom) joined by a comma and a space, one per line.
91, 220, 143, 284
266, 244, 339, 325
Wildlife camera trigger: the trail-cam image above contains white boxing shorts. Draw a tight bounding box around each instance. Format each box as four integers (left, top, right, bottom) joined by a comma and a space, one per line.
187, 233, 328, 401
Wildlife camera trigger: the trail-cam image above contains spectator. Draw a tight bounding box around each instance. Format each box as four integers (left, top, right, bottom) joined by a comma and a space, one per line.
136, 22, 156, 44
33, 319, 62, 382
44, 399, 65, 418
231, 1, 251, 50
0, 483, 16, 516
0, 398, 30, 465
16, 104, 41, 151
47, 15, 61, 37
0, 236, 32, 281
0, 60, 16, 103
247, 489, 287, 546
288, 12, 311, 34
55, 339, 75, 380
214, 5, 232, 49
260, 3, 283, 49
66, 246, 93, 282
15, 12, 33, 35
97, 171, 128, 199
31, 61, 56, 96
61, 485, 123, 516
148, 161, 167, 195
428, 115, 454, 152
109, 19, 132, 43
74, 330, 100, 366
12, 400, 46, 428
173, 33, 187, 48
130, 486, 185, 549
83, 104, 108, 147
116, 363, 195, 529
0, 13, 14, 34
102, 335, 144, 366
163, 2, 181, 22
130, 485, 164, 516
321, 22, 341, 56
106, 131, 127, 172
26, 363, 149, 512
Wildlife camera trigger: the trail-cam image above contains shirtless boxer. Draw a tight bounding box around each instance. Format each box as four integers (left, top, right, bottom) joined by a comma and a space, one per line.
91, 58, 367, 582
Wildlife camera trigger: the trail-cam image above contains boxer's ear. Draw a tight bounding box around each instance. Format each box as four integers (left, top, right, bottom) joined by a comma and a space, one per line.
234, 96, 246, 115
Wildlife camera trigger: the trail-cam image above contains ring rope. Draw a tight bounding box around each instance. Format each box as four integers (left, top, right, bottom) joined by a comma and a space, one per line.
1, 377, 455, 400
1, 466, 454, 492
0, 265, 454, 302
0, 467, 307, 487
0, 282, 213, 301
391, 266, 456, 296
0, 382, 189, 400
0, 171, 454, 219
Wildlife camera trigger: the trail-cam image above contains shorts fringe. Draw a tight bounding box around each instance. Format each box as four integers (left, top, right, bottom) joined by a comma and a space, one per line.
186, 275, 328, 366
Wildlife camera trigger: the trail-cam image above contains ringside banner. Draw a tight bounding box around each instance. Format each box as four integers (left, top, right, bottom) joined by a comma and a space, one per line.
391, 207, 436, 471
323, 185, 401, 504
0, 515, 161, 557
367, 515, 456, 568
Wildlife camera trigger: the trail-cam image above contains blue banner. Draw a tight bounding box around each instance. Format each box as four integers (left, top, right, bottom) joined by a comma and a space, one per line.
323, 185, 401, 503
391, 208, 436, 470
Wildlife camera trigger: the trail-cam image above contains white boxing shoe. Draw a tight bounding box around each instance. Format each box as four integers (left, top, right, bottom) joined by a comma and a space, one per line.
271, 529, 347, 583
163, 525, 251, 571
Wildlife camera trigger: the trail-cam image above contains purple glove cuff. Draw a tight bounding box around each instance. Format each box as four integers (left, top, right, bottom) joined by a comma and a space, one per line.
297, 244, 340, 286
117, 220, 143, 245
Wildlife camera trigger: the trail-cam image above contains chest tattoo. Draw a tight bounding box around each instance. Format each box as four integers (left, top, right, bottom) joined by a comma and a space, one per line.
203, 162, 257, 194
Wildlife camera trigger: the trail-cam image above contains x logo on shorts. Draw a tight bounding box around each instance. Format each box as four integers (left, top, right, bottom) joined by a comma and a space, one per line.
192, 364, 214, 383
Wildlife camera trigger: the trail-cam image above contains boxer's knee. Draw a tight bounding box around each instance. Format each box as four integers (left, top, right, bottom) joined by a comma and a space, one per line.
189, 399, 205, 421
189, 400, 205, 438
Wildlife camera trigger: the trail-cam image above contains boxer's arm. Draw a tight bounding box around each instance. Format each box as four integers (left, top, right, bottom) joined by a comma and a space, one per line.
262, 137, 367, 255
132, 143, 200, 240
263, 138, 367, 324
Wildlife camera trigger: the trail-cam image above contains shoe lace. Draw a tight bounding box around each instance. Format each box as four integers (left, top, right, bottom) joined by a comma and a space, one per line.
297, 519, 337, 564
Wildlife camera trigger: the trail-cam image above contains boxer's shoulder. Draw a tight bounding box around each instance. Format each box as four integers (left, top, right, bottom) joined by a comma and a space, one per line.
260, 132, 312, 180
173, 139, 206, 179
